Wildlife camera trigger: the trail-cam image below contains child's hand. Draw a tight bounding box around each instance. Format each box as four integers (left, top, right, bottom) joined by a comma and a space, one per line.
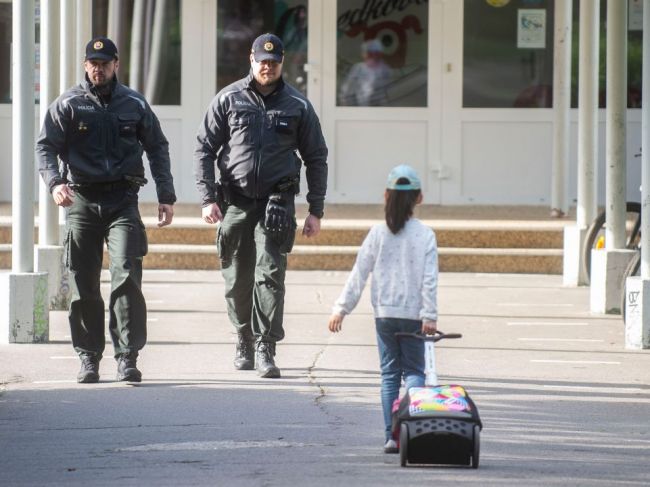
422, 320, 437, 335
328, 313, 344, 333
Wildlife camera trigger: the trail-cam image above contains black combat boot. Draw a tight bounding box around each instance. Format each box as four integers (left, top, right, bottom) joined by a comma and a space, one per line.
256, 341, 281, 378
234, 328, 255, 370
77, 354, 100, 383
116, 352, 142, 382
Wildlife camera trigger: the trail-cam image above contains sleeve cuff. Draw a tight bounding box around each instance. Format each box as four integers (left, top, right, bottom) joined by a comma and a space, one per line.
309, 208, 324, 219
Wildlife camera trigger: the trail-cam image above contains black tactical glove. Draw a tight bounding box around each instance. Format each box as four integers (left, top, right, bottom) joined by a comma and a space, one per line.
264, 194, 290, 239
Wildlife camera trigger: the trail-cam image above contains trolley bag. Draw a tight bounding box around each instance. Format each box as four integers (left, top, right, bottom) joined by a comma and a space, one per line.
391, 331, 482, 468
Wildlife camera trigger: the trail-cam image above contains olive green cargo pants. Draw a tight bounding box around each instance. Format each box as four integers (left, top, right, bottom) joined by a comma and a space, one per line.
216, 196, 296, 343
65, 188, 148, 359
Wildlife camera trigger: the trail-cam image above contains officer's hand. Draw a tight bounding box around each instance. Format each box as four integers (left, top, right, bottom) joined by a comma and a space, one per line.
158, 204, 174, 227
52, 184, 75, 207
202, 202, 223, 224
328, 313, 344, 333
422, 320, 437, 335
302, 214, 321, 238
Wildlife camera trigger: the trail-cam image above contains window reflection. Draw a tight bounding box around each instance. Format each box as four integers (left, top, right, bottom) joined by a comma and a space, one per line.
339, 39, 392, 106
0, 4, 12, 103
336, 0, 428, 107
463, 0, 554, 108
463, 0, 643, 109
217, 0, 308, 95
92, 0, 181, 105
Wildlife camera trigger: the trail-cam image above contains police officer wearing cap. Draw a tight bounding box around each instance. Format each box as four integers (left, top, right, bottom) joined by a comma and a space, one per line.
194, 33, 328, 378
36, 37, 177, 384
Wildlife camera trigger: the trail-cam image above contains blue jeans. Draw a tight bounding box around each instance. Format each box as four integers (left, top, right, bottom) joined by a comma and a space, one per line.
375, 317, 425, 441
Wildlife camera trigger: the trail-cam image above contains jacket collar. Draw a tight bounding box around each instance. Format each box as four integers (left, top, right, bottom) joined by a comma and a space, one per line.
83, 74, 119, 99
245, 71, 285, 97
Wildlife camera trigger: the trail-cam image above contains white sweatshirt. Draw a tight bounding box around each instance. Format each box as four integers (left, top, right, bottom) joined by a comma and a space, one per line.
332, 218, 438, 321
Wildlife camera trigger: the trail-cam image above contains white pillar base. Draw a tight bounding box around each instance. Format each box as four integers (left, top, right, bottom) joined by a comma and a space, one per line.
624, 277, 650, 349
35, 245, 70, 310
563, 225, 588, 286
590, 249, 637, 314
0, 272, 49, 344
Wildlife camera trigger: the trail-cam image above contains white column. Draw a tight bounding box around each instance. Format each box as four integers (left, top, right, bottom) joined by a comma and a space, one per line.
642, 0, 650, 283
75, 0, 92, 82
551, 0, 572, 217
576, 0, 599, 229
625, 0, 650, 350
37, 0, 69, 312
564, 0, 599, 287
58, 0, 75, 239
605, 0, 627, 249
38, 0, 60, 248
591, 0, 635, 314
12, 0, 35, 273
145, 0, 168, 102
60, 0, 76, 89
130, 0, 147, 92
1, 0, 49, 344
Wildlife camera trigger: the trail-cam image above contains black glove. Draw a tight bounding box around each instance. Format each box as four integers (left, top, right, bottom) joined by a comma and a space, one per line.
265, 194, 290, 238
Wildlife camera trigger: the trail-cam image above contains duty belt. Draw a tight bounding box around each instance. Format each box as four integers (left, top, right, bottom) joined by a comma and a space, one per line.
68, 180, 133, 192
69, 176, 147, 192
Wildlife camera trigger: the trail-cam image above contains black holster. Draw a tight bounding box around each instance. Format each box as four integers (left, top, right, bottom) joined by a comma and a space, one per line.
215, 181, 232, 210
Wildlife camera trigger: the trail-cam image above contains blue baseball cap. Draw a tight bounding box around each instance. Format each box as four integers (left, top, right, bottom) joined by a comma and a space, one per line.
251, 33, 285, 62
386, 164, 421, 190
85, 37, 118, 61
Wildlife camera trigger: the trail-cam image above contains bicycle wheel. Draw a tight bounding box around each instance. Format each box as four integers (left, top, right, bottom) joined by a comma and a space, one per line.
621, 251, 641, 325
581, 202, 642, 284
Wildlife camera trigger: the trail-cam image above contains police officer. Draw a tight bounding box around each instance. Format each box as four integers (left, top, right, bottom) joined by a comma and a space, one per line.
194, 33, 328, 378
36, 37, 176, 383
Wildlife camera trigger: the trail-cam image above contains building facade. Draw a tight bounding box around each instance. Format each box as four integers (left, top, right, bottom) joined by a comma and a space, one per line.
0, 0, 643, 206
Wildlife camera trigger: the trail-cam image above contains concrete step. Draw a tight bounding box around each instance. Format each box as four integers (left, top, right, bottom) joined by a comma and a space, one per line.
139, 244, 563, 274
0, 233, 564, 275
143, 218, 563, 249
0, 205, 568, 273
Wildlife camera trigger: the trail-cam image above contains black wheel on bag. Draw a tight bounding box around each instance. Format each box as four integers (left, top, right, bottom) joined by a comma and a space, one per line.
582, 202, 642, 284
399, 422, 409, 467
620, 251, 641, 324
471, 424, 481, 469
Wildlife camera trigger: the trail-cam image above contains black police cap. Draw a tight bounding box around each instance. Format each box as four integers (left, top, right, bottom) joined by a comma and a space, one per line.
251, 33, 284, 62
85, 37, 118, 61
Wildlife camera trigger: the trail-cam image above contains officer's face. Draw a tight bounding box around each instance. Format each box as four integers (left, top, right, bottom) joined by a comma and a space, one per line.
84, 58, 119, 87
250, 56, 283, 88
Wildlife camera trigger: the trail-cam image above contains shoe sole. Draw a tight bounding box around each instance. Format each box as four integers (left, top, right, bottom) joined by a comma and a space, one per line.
77, 373, 99, 384
257, 367, 281, 379
234, 361, 255, 370
117, 371, 142, 382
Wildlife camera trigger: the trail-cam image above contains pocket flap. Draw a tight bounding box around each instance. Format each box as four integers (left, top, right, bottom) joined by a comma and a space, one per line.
118, 113, 140, 122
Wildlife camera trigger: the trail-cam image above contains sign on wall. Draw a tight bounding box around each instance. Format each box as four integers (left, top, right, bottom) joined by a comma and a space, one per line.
517, 9, 546, 49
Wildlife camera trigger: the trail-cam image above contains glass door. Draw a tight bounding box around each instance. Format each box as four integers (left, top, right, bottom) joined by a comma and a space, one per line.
321, 0, 444, 204
216, 0, 309, 95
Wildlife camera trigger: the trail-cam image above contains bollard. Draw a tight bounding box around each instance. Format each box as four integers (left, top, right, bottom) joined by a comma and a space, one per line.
0, 272, 49, 343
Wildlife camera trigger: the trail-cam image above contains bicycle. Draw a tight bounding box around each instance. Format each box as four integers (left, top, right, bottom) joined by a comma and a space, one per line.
581, 201, 641, 285
581, 149, 642, 285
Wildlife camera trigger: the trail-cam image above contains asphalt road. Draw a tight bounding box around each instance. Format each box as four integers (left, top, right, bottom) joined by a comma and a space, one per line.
1, 270, 649, 486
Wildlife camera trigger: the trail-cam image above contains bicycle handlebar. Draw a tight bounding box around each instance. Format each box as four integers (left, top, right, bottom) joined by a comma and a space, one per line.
394, 331, 462, 342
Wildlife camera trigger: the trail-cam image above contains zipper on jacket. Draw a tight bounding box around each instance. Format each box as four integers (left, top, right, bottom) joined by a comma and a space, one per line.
250, 89, 266, 199
102, 107, 110, 172
86, 91, 111, 173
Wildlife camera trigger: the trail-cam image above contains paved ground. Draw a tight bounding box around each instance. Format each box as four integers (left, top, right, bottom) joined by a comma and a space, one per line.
1, 202, 578, 221
1, 270, 649, 486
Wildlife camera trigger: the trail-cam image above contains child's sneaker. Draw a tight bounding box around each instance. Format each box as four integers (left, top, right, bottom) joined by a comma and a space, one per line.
383, 439, 398, 454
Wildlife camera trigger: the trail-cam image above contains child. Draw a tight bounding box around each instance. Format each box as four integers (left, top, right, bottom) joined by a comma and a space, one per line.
328, 164, 438, 454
